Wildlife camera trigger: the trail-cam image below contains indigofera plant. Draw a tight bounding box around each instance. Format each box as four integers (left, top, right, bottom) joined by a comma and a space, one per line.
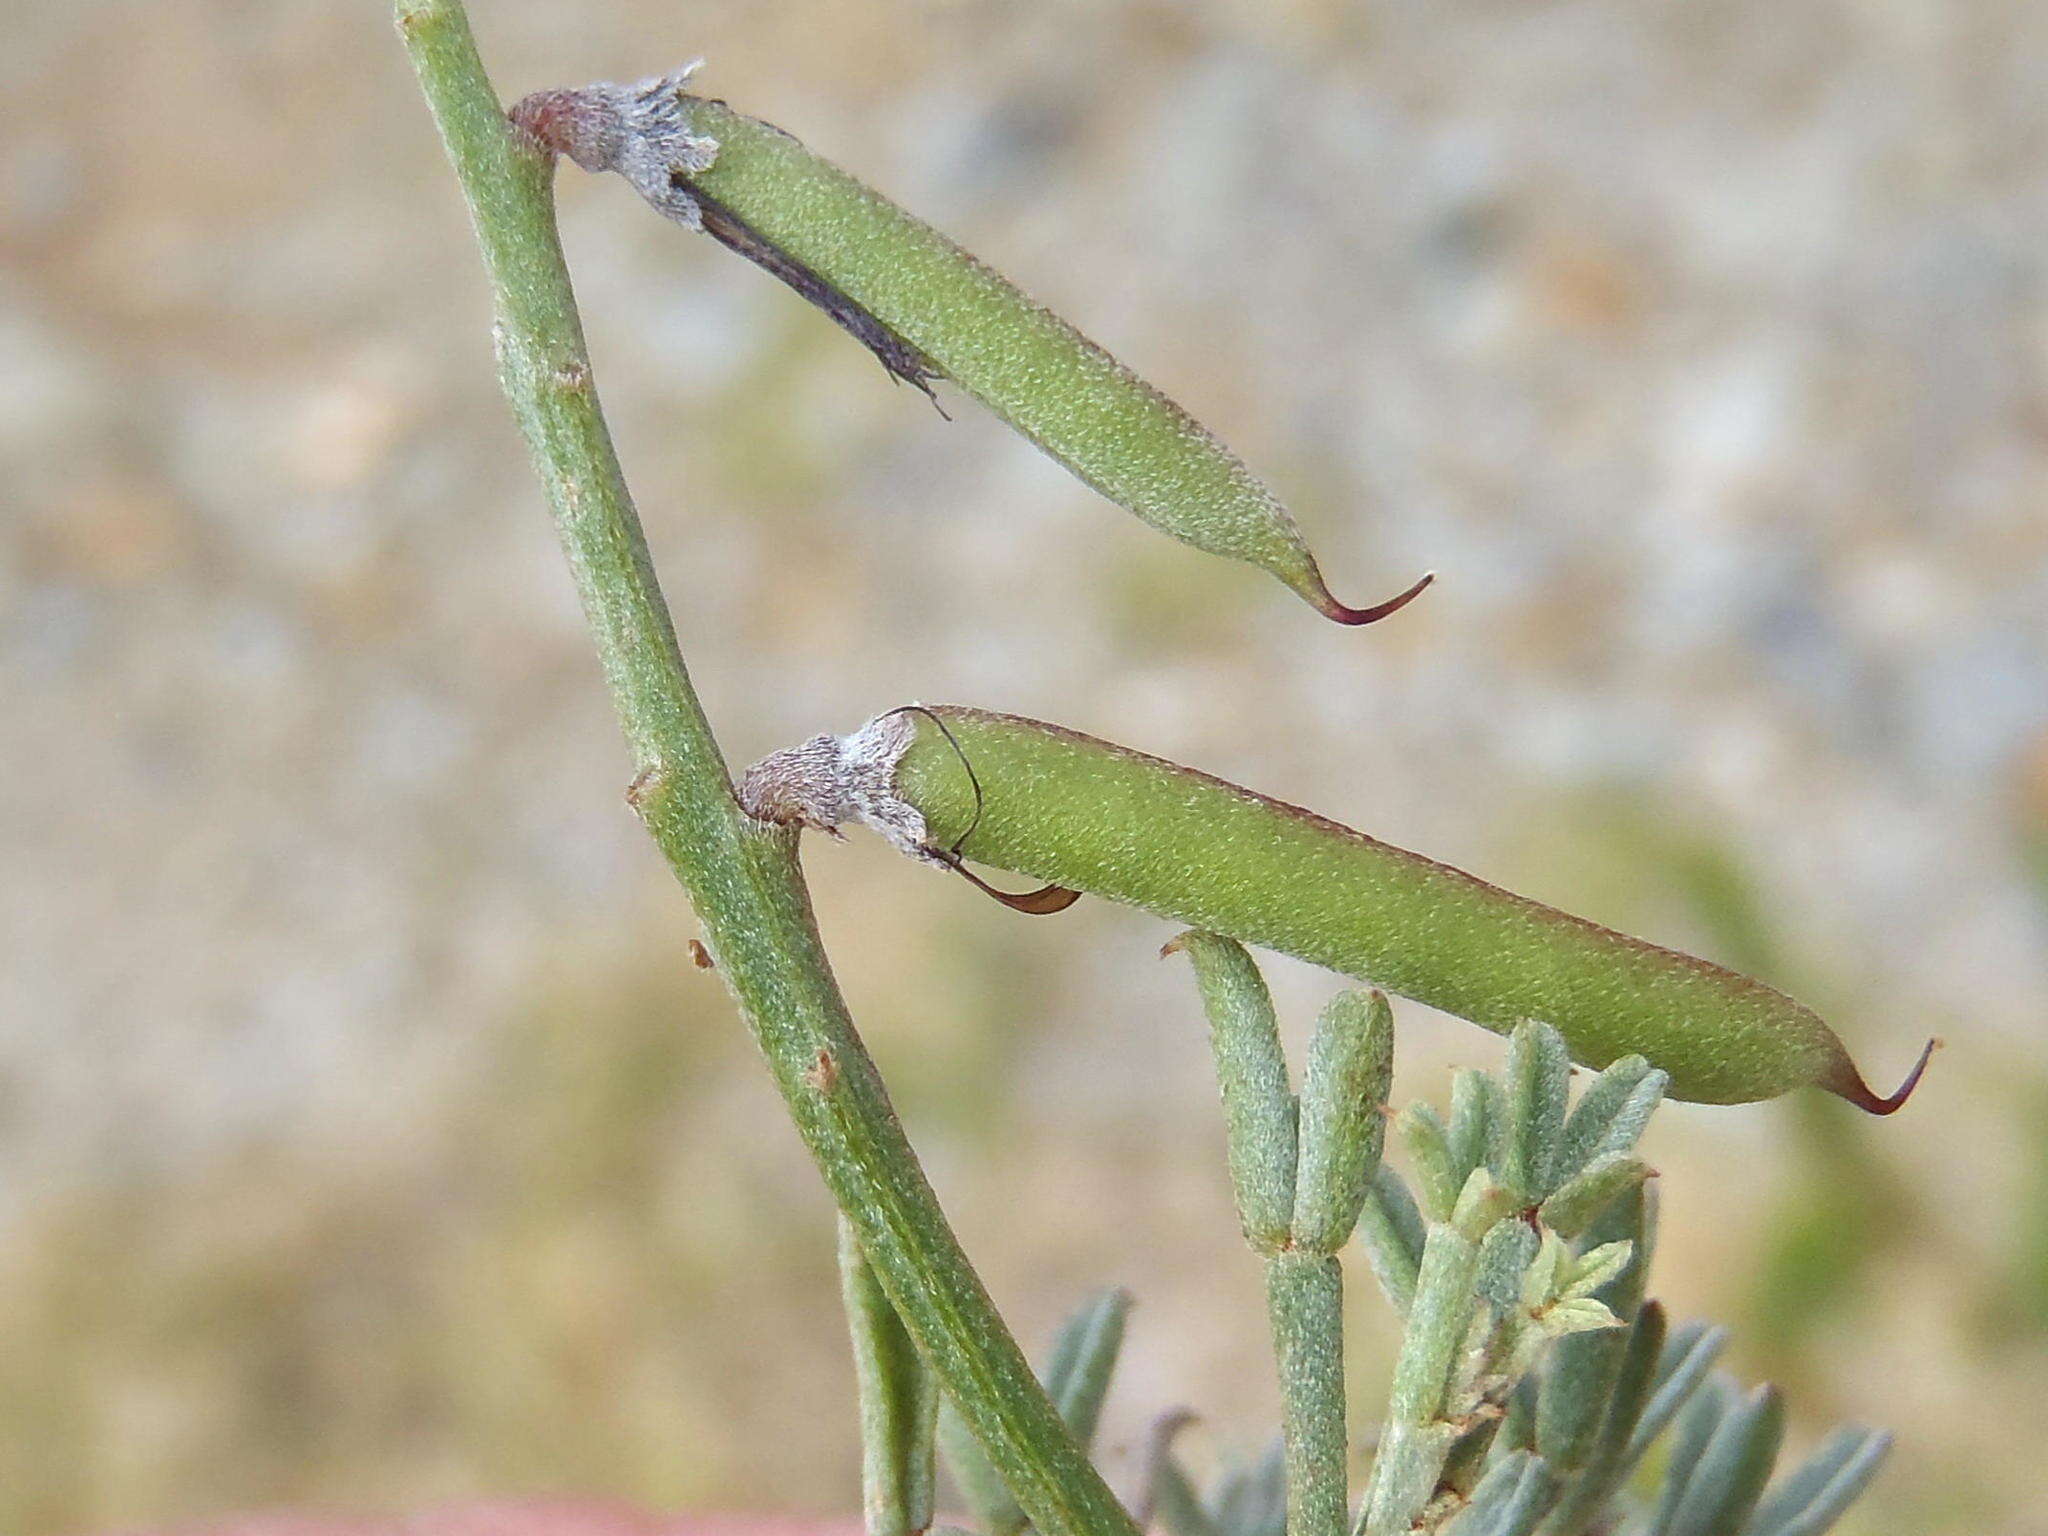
508, 66, 1433, 626
739, 705, 1933, 1110
397, 14, 1912, 1536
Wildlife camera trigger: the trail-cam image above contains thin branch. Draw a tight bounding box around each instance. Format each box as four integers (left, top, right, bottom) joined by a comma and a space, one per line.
392, 6, 1136, 1534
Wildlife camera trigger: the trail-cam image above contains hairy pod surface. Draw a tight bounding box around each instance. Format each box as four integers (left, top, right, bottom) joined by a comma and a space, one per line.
511, 71, 1429, 624
740, 707, 1930, 1111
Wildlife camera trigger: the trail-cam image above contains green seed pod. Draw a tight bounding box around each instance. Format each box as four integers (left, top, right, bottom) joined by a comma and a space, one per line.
739, 706, 1932, 1111
510, 68, 1430, 625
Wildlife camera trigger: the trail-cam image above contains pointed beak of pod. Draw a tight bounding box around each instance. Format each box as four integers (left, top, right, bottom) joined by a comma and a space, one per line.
1314, 570, 1437, 626
1823, 1037, 1939, 1114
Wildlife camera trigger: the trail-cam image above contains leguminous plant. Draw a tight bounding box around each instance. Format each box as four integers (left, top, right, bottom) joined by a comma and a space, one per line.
396, 9, 1920, 1534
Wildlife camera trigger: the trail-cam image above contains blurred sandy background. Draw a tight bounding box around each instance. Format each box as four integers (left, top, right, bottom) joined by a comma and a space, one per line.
5, 0, 2048, 1530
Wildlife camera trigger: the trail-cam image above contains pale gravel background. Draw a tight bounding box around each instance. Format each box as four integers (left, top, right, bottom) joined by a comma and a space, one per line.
4, 0, 2046, 1531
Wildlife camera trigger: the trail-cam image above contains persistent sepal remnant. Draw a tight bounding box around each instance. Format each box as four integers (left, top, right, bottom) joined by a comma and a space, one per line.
741, 708, 1080, 913
511, 63, 717, 224
737, 708, 934, 860
510, 66, 943, 400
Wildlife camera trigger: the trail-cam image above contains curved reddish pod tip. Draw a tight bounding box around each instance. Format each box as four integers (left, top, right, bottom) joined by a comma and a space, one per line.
1825, 1037, 1940, 1115
1319, 570, 1437, 627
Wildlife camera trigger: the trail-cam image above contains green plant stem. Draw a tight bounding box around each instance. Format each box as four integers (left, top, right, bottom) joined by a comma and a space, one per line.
1266, 1251, 1349, 1536
392, 7, 1135, 1535
840, 1216, 940, 1536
